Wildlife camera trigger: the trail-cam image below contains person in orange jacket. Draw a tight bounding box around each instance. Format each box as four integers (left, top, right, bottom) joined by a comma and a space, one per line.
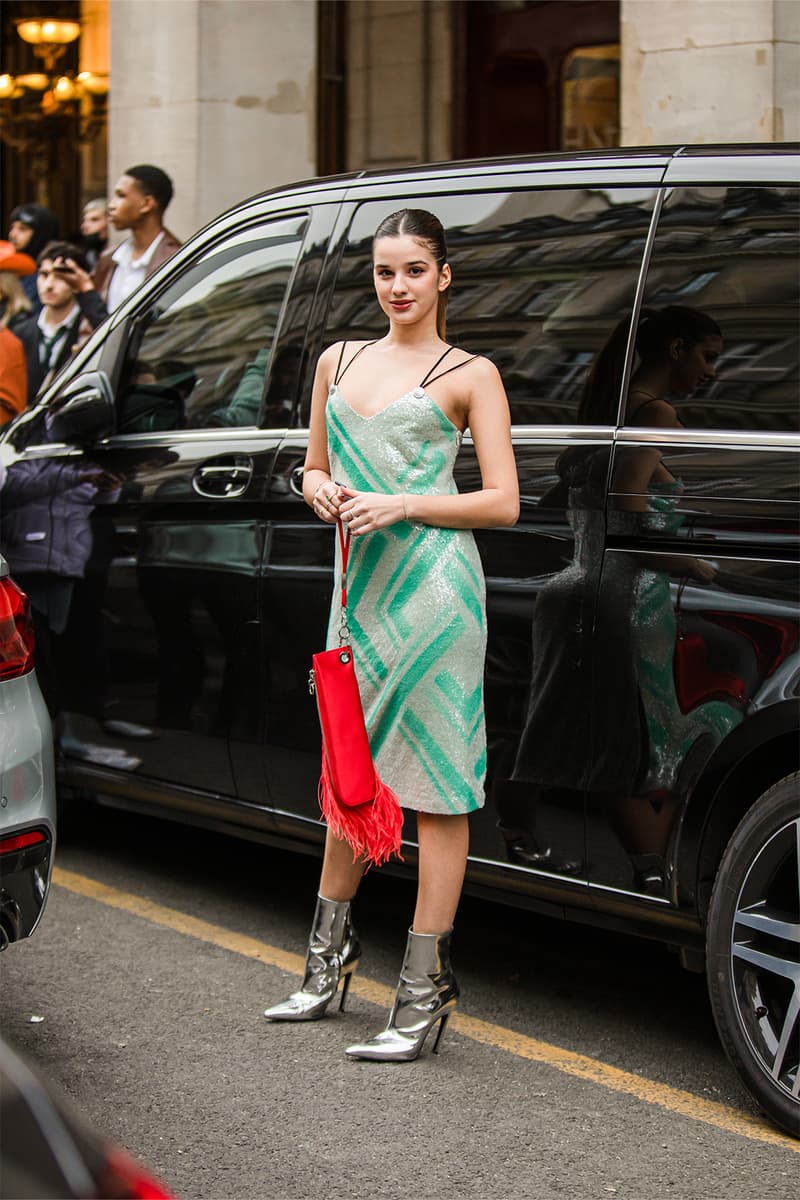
0, 241, 36, 425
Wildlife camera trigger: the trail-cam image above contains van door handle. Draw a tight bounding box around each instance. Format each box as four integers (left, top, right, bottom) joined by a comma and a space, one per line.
289, 464, 305, 497
192, 455, 254, 498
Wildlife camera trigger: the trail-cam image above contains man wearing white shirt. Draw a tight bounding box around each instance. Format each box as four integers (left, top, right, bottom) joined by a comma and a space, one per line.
93, 164, 182, 312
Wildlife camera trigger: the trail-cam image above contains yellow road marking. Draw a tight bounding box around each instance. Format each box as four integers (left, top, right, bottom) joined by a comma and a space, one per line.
53, 866, 799, 1153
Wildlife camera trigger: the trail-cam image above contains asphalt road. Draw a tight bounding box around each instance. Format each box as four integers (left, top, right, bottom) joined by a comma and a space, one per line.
1, 801, 797, 1200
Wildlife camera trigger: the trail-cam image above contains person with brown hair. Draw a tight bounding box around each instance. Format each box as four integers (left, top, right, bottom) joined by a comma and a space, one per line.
12, 242, 108, 406
263, 209, 519, 1061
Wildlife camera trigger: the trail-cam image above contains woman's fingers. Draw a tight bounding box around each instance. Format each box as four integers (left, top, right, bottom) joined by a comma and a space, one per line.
313, 481, 342, 523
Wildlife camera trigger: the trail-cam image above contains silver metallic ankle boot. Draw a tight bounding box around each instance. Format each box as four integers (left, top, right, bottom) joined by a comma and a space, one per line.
345, 928, 458, 1061
263, 893, 360, 1021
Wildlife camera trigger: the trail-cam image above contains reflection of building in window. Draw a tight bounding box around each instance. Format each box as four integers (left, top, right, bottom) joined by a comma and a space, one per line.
561, 45, 620, 151
328, 188, 657, 425
117, 219, 312, 430
643, 186, 799, 431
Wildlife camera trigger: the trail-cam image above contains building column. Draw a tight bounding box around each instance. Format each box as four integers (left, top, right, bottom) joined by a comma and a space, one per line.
346, 0, 453, 171
621, 0, 799, 144
108, 0, 317, 240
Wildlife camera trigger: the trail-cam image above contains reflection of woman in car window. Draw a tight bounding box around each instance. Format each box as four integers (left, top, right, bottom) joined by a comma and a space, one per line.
626, 304, 722, 431
505, 306, 739, 893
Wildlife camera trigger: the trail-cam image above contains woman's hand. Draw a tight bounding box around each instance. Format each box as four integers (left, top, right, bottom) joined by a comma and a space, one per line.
312, 479, 343, 525
339, 487, 406, 535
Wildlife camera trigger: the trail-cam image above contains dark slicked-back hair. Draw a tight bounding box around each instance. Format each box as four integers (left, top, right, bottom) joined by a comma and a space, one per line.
125, 164, 174, 214
37, 240, 88, 272
373, 208, 449, 338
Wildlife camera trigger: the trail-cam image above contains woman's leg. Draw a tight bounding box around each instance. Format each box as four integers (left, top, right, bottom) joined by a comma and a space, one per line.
344, 811, 467, 1060
264, 828, 363, 1021
319, 827, 365, 901
413, 812, 469, 933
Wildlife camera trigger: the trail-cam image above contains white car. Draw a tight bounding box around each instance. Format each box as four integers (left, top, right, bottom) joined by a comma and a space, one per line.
0, 551, 56, 949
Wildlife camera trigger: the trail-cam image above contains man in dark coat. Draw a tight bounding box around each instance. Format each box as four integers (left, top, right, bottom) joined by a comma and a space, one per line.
13, 241, 108, 405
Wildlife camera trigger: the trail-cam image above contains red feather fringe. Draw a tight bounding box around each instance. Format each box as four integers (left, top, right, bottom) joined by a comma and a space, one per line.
318, 749, 404, 869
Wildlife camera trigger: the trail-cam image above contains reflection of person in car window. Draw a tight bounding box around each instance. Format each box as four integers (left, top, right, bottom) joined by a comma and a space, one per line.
499, 306, 739, 892
626, 304, 722, 429
0, 449, 139, 768
209, 344, 302, 428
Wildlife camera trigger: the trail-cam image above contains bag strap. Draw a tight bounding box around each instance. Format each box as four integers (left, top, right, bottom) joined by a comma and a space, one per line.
336, 518, 352, 644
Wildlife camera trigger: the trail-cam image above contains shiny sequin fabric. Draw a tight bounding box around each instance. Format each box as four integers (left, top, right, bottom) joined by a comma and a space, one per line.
325, 381, 487, 814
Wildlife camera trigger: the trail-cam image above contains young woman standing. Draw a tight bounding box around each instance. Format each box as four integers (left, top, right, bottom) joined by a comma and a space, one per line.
264, 209, 519, 1060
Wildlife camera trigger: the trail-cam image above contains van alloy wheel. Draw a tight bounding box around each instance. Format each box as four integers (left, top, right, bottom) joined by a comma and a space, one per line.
706, 774, 800, 1137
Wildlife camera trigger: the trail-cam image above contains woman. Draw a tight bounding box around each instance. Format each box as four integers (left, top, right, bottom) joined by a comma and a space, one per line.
264, 209, 519, 1061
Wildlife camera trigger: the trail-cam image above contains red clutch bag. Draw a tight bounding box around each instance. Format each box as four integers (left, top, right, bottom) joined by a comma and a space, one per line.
309, 520, 403, 867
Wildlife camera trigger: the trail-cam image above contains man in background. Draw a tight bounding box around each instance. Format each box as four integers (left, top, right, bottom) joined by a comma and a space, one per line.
94, 164, 182, 312
78, 197, 109, 271
14, 241, 108, 405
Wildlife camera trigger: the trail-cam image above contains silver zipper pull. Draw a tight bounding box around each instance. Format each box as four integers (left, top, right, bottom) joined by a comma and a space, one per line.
308, 668, 316, 695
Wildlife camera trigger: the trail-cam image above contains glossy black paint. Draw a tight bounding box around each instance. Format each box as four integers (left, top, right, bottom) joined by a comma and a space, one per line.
0, 147, 797, 958
0, 831, 52, 944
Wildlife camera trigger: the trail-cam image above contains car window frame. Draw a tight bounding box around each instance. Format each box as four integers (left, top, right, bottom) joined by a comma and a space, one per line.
621, 170, 800, 439
322, 165, 667, 435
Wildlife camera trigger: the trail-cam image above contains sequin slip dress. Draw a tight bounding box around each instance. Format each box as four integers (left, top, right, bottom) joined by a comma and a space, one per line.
325, 342, 487, 815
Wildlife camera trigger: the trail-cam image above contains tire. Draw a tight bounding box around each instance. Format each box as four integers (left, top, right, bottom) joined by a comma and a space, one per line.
706, 773, 800, 1137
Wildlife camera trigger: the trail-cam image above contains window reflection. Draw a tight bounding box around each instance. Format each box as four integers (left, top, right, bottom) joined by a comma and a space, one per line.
636, 186, 799, 431
116, 218, 308, 432
328, 189, 657, 425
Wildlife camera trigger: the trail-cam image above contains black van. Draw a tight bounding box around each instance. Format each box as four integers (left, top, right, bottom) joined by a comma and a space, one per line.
1, 146, 797, 1134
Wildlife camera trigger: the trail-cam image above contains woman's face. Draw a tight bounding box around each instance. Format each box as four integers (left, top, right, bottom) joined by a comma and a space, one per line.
8, 221, 33, 252
372, 233, 450, 327
671, 334, 722, 396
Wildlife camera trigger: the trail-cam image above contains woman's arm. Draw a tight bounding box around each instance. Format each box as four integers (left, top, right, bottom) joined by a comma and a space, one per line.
340, 357, 520, 533
302, 343, 343, 523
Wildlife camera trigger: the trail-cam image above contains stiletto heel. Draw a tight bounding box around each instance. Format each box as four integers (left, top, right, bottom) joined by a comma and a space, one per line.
431, 1012, 450, 1054
338, 965, 356, 1012
263, 893, 361, 1022
345, 927, 458, 1062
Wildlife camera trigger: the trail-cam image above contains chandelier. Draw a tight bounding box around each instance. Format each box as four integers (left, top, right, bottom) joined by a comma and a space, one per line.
0, 17, 109, 152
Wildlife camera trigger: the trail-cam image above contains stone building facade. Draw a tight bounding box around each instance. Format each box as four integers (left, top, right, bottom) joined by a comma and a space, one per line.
1, 0, 797, 241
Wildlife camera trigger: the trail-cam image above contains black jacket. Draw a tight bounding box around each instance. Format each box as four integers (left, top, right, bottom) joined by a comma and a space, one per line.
14, 290, 108, 404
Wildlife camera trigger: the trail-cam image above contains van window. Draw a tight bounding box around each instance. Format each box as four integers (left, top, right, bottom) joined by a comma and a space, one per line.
322, 188, 657, 426
115, 215, 308, 433
626, 186, 799, 432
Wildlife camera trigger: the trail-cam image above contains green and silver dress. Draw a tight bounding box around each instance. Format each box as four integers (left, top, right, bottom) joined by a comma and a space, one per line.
325, 345, 487, 815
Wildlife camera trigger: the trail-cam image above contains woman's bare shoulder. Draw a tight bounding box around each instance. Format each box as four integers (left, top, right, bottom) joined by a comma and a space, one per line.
629, 397, 681, 428
455, 352, 504, 392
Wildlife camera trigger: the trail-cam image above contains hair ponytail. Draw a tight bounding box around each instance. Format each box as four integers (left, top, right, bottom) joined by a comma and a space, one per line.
436, 290, 448, 340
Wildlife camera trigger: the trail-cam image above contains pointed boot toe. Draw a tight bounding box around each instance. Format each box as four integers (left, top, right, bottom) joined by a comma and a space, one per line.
263, 894, 360, 1023
345, 928, 457, 1061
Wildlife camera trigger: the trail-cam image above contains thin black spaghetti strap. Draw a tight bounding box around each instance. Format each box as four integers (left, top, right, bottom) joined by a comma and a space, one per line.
629, 395, 662, 417
335, 340, 377, 386
423, 353, 480, 388
630, 394, 686, 429
333, 341, 348, 385
419, 347, 455, 389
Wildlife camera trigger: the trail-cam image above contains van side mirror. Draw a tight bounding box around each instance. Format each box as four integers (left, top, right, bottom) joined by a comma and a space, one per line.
46, 371, 115, 444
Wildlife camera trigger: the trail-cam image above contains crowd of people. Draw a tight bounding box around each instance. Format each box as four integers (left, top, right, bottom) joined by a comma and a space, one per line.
0, 164, 182, 427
